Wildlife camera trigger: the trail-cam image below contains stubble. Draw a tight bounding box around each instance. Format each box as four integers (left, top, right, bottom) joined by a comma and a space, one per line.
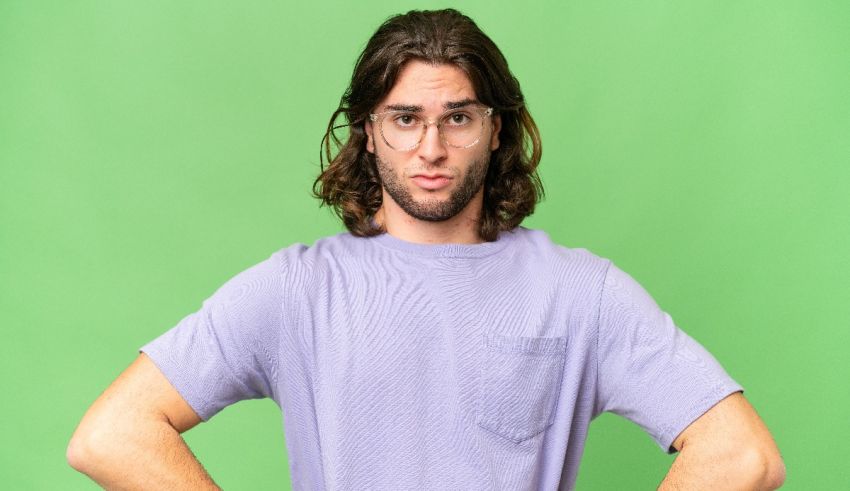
375, 153, 490, 222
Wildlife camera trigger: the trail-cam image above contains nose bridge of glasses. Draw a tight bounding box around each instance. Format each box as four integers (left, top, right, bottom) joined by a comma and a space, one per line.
420, 117, 445, 148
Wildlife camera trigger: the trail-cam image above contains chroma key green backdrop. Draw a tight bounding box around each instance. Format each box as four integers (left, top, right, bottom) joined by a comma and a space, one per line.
1, 1, 848, 489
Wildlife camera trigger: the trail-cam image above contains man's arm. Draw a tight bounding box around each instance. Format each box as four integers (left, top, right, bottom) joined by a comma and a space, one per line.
67, 353, 220, 490
658, 392, 785, 490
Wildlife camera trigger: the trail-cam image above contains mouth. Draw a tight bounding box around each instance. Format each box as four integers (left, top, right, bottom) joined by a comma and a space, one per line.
410, 173, 453, 191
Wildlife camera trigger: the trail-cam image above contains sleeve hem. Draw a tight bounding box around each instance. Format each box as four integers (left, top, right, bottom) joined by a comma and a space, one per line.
658, 383, 745, 454
139, 345, 218, 422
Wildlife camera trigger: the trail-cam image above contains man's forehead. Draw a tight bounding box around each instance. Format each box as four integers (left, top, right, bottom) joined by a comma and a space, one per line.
376, 60, 479, 112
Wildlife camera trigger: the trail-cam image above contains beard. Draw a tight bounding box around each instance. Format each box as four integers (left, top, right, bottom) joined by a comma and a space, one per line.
375, 152, 490, 222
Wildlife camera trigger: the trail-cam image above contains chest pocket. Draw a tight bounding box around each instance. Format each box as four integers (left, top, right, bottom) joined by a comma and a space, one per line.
477, 333, 567, 443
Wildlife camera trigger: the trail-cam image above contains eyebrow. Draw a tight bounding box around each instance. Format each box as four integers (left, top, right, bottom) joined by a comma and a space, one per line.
382, 98, 479, 112
383, 103, 423, 112
444, 98, 477, 110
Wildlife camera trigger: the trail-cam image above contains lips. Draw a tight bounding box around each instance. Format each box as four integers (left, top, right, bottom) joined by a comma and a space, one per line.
411, 173, 453, 190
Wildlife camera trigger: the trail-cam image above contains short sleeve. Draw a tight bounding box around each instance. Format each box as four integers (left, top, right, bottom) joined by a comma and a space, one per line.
594, 263, 744, 453
141, 252, 284, 421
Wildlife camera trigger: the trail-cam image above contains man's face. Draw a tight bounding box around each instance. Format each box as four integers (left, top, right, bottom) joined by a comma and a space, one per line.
365, 60, 501, 222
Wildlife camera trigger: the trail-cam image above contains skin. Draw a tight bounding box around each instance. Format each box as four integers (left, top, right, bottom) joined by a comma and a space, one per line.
660, 392, 786, 490
67, 60, 785, 490
374, 149, 489, 224
66, 354, 217, 490
365, 60, 501, 245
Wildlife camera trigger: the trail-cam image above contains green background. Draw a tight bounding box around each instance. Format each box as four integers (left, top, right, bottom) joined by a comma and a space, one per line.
1, 1, 848, 489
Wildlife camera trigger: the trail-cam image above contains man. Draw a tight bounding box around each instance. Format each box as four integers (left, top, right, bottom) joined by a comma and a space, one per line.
68, 9, 785, 490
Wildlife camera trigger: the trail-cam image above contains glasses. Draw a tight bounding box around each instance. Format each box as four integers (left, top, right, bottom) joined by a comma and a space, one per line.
369, 105, 494, 151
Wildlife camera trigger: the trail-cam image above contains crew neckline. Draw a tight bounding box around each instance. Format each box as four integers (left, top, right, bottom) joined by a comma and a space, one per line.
371, 227, 522, 258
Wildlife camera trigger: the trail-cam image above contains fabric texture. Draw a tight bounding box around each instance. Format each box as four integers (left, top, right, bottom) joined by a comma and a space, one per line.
141, 227, 743, 490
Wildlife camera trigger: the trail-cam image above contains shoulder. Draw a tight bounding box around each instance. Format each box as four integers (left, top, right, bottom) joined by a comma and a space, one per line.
507, 227, 611, 276
276, 232, 366, 263
272, 232, 367, 274
197, 238, 327, 314
494, 227, 613, 309
265, 232, 375, 291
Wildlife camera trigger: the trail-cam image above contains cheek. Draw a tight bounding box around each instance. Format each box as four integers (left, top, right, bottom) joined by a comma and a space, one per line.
376, 151, 414, 178
374, 153, 395, 178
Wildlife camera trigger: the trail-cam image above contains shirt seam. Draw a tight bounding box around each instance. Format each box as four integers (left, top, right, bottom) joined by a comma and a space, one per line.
269, 250, 287, 401
594, 259, 613, 417
215, 304, 266, 400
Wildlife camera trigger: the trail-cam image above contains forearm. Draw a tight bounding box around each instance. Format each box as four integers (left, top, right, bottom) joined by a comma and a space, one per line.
68, 417, 219, 490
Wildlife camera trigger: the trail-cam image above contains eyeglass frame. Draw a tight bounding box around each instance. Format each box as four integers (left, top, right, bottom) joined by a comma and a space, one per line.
368, 105, 494, 151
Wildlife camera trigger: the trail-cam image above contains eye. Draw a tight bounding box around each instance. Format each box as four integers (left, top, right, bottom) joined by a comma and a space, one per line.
445, 112, 472, 126
392, 113, 419, 127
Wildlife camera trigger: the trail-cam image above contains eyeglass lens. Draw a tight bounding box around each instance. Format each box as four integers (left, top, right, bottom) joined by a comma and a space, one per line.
379, 108, 489, 150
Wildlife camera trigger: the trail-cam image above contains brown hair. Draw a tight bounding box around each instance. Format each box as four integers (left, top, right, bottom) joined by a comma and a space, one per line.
313, 8, 543, 241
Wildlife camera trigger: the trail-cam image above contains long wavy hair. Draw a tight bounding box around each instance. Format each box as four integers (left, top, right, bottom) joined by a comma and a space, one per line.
313, 9, 543, 242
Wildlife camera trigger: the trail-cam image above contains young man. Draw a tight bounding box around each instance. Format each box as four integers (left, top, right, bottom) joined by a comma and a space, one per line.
68, 9, 785, 490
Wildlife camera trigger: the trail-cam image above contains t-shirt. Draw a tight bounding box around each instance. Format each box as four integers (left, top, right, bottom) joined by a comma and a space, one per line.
141, 227, 743, 490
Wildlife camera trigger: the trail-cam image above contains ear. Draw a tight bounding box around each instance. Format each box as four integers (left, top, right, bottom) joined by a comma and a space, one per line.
365, 120, 375, 154
489, 113, 501, 151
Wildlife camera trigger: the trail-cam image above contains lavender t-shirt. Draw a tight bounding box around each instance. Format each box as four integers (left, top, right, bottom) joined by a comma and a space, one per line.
142, 227, 742, 490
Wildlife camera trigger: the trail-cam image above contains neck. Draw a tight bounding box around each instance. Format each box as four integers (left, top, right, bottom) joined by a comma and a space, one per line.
376, 190, 485, 245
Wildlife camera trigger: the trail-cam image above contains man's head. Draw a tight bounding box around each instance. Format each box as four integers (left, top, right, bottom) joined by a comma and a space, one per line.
367, 60, 500, 225
314, 8, 542, 241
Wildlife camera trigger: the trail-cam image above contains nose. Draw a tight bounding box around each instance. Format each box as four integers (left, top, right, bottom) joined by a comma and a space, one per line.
417, 122, 448, 164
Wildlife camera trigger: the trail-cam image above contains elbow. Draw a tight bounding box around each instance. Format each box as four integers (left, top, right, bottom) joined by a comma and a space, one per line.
67, 427, 106, 475
66, 424, 115, 476
740, 445, 786, 490
66, 431, 92, 474
762, 452, 786, 490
